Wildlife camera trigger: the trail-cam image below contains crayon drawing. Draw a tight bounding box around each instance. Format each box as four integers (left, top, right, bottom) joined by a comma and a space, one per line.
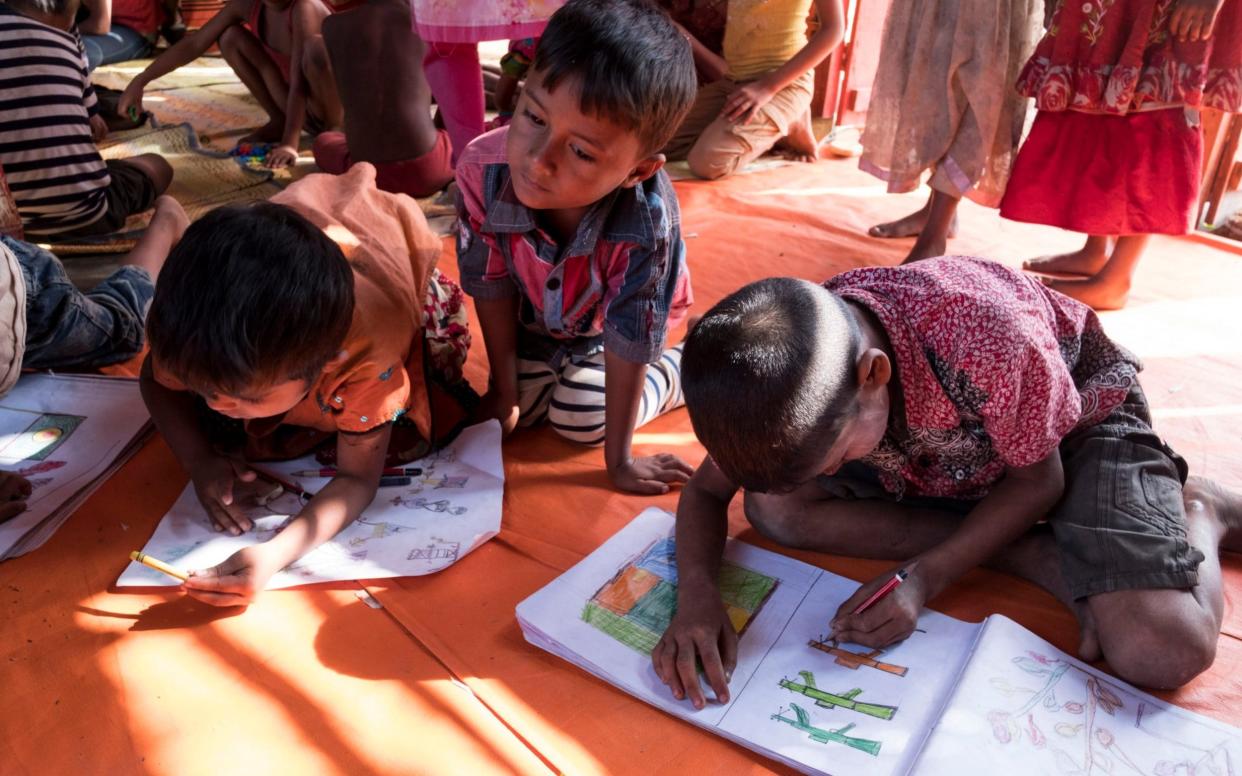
779, 670, 898, 721
771, 702, 883, 757
581, 536, 778, 655
117, 420, 504, 588
808, 637, 910, 677
982, 649, 1239, 776
0, 409, 85, 464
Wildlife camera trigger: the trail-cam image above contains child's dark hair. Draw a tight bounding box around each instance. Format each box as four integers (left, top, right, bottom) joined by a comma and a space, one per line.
8, 0, 75, 15
146, 203, 354, 397
682, 279, 863, 493
534, 0, 696, 154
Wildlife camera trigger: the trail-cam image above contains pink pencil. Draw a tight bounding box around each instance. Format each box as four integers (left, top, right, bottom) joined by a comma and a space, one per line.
852, 569, 908, 615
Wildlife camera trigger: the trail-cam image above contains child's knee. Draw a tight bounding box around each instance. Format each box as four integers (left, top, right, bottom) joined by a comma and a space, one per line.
1099, 606, 1217, 689
686, 129, 746, 180
743, 491, 807, 547
301, 35, 330, 76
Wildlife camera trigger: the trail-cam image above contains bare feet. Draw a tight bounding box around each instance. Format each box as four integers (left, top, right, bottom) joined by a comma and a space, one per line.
1185, 476, 1242, 553
902, 232, 947, 264
775, 110, 820, 163
123, 195, 188, 280
1038, 274, 1131, 311
869, 200, 959, 240
241, 120, 284, 144
1022, 244, 1110, 277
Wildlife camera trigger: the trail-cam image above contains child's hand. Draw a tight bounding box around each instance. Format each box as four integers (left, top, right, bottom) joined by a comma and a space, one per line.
117, 84, 144, 120
610, 453, 695, 495
0, 471, 32, 524
829, 564, 930, 648
266, 144, 299, 169
1170, 0, 1225, 41
190, 455, 264, 536
477, 388, 520, 436
182, 544, 283, 607
720, 79, 777, 125
89, 114, 108, 143
652, 583, 737, 709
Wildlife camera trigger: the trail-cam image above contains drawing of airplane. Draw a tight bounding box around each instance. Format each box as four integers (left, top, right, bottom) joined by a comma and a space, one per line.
771, 703, 882, 757
808, 638, 909, 676
778, 670, 898, 720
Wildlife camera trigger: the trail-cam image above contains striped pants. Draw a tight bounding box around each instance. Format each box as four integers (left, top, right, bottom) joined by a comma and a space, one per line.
517, 345, 685, 446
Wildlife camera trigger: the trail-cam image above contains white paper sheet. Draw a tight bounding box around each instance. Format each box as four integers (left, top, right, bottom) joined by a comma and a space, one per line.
0, 374, 152, 559
516, 509, 981, 775
915, 615, 1242, 775
116, 420, 504, 588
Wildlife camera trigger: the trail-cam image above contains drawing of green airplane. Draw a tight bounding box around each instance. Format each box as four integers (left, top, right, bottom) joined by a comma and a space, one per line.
771, 703, 883, 757
778, 670, 898, 720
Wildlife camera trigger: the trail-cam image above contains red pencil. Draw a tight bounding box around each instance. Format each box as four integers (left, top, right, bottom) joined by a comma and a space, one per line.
852, 569, 908, 615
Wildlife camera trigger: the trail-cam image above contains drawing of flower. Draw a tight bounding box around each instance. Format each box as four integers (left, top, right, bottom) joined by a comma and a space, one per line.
988, 710, 1014, 744
1055, 722, 1084, 737
1026, 651, 1054, 666
1064, 701, 1084, 714
1088, 678, 1124, 715
1026, 714, 1047, 749
1013, 655, 1054, 675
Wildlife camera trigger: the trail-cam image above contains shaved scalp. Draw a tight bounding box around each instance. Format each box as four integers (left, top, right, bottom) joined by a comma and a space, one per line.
682, 278, 862, 491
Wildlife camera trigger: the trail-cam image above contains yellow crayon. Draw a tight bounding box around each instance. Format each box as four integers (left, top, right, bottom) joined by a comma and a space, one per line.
129, 550, 189, 582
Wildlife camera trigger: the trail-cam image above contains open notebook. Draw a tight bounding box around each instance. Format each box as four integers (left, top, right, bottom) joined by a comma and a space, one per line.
517, 508, 1241, 775
0, 374, 151, 560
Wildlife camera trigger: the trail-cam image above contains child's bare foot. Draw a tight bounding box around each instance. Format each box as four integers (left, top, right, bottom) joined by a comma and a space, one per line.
901, 231, 948, 264
869, 201, 959, 240
775, 110, 820, 163
1185, 476, 1242, 553
1022, 244, 1109, 277
1038, 274, 1130, 311
241, 120, 284, 144
123, 196, 188, 280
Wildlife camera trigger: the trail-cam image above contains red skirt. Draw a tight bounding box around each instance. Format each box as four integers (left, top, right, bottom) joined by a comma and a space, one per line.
999, 107, 1201, 235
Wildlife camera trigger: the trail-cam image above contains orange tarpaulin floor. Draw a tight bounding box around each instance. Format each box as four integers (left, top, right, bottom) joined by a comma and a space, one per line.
2, 158, 1240, 775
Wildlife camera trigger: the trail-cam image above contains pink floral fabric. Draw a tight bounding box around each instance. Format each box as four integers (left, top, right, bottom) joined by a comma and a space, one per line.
1016, 0, 1242, 114
826, 257, 1141, 500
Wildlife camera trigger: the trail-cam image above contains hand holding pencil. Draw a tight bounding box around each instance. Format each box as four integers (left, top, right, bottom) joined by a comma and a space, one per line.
828, 564, 926, 649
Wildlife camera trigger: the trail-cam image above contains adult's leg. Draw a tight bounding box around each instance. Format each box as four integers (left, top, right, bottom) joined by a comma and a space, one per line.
1039, 234, 1148, 310
300, 34, 343, 132
218, 24, 289, 142
1022, 234, 1111, 277
423, 42, 484, 166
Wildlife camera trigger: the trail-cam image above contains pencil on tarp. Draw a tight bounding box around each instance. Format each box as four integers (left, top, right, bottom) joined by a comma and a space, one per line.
129, 550, 188, 582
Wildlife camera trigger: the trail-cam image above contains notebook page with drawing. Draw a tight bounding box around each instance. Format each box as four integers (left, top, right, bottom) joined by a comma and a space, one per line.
914, 614, 1242, 774
517, 508, 984, 775
0, 374, 152, 560
116, 420, 504, 588
517, 509, 1242, 775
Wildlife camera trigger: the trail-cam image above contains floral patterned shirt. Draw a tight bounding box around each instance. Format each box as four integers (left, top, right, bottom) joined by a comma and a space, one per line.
826, 257, 1140, 499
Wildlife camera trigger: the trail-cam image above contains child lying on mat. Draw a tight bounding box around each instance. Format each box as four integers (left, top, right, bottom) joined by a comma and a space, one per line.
457, 0, 699, 495
119, 0, 342, 169
0, 0, 172, 239
0, 195, 188, 524
139, 165, 475, 606
653, 257, 1242, 703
